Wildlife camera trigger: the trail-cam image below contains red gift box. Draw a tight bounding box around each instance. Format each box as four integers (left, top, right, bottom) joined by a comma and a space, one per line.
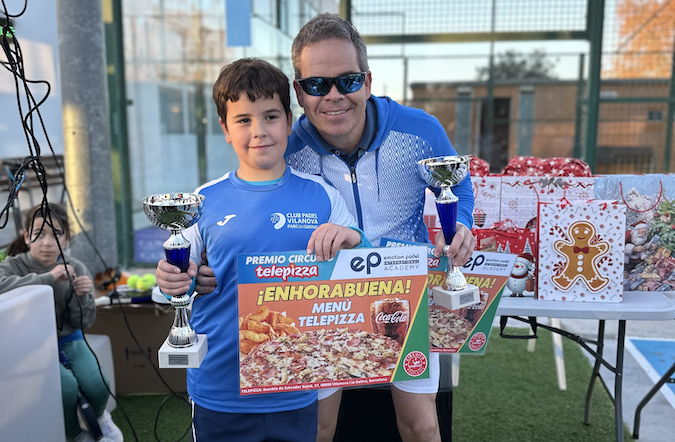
474, 225, 537, 257
469, 155, 490, 177
502, 156, 591, 177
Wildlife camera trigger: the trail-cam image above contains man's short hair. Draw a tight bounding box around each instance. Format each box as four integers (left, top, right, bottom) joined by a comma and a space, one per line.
291, 13, 369, 79
213, 58, 291, 125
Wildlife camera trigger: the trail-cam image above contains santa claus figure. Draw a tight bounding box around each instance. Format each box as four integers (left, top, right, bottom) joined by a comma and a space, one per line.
507, 253, 534, 297
625, 221, 657, 270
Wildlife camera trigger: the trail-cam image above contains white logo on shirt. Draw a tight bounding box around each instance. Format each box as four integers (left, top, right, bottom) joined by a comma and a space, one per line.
271, 212, 286, 230
217, 214, 237, 226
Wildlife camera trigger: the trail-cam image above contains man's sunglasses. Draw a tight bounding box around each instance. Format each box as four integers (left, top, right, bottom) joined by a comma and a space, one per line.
297, 72, 367, 97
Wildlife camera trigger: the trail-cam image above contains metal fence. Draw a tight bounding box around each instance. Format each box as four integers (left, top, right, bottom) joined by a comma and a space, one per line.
353, 0, 675, 174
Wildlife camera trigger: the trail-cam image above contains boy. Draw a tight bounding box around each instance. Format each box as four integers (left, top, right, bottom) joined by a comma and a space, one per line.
156, 58, 364, 442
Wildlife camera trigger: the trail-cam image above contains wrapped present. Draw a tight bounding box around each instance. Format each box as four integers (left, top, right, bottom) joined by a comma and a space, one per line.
502, 156, 543, 176
502, 156, 591, 177
475, 221, 537, 297
537, 200, 626, 302
471, 176, 501, 228
469, 155, 490, 177
594, 174, 675, 291
475, 224, 536, 256
539, 158, 592, 177
500, 176, 596, 228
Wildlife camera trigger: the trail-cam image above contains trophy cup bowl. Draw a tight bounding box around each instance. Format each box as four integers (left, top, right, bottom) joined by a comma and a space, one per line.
142, 193, 205, 349
418, 155, 479, 310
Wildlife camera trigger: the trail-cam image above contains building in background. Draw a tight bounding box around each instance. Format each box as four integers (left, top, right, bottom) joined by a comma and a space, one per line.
410, 78, 669, 175
119, 0, 338, 263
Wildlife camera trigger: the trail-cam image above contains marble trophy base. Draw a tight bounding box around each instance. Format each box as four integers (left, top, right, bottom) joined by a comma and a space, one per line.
432, 284, 480, 310
158, 334, 208, 368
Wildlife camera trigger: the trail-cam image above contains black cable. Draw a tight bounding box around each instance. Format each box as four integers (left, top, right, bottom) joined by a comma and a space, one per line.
1, 2, 191, 440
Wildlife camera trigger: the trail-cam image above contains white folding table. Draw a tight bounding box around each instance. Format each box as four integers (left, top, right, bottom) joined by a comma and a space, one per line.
496, 291, 675, 442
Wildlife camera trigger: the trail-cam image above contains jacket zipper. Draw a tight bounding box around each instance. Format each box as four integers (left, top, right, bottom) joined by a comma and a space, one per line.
349, 165, 364, 230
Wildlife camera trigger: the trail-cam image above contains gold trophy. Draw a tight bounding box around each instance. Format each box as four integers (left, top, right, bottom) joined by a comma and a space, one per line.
143, 193, 208, 368
418, 156, 480, 310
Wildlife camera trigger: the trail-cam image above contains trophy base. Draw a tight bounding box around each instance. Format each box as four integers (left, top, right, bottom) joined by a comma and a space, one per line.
432, 284, 480, 311
159, 334, 208, 368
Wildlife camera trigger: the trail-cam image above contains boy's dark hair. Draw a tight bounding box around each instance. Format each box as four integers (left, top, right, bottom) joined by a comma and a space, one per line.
292, 13, 369, 80
7, 203, 70, 256
213, 58, 291, 125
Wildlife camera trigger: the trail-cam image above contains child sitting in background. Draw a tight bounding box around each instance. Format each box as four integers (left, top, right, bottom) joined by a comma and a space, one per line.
0, 203, 123, 442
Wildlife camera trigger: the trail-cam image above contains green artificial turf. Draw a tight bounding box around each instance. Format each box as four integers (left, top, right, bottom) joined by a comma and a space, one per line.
111, 327, 633, 442
452, 327, 633, 442
111, 393, 192, 442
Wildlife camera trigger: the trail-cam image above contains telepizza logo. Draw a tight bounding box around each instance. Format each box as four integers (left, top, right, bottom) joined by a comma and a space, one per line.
255, 264, 319, 282
350, 252, 382, 274
270, 212, 286, 229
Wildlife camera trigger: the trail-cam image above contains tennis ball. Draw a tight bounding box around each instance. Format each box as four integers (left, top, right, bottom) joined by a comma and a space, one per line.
126, 274, 140, 289
137, 274, 156, 291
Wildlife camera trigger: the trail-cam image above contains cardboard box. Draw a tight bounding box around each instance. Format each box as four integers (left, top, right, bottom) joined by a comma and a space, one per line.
87, 304, 187, 394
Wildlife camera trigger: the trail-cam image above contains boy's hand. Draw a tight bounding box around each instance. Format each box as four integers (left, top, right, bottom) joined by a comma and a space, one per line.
307, 224, 361, 262
156, 259, 198, 296
433, 223, 476, 267
72, 275, 92, 296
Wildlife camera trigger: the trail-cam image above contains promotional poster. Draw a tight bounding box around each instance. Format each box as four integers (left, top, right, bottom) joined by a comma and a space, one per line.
236, 247, 430, 395
382, 239, 515, 354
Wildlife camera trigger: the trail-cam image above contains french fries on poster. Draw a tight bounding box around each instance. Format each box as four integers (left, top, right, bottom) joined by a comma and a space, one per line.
236, 247, 430, 395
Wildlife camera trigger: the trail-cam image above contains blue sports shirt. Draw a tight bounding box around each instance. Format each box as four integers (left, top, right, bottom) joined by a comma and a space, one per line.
183, 166, 358, 413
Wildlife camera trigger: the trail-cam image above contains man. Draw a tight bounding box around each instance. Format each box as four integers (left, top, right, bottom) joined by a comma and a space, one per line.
160, 13, 475, 442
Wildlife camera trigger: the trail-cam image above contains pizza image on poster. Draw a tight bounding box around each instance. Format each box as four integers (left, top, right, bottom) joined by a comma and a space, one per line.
381, 239, 515, 354
237, 246, 430, 395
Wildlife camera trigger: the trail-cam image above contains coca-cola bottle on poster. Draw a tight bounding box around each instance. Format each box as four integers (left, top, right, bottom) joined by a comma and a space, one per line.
370, 298, 410, 346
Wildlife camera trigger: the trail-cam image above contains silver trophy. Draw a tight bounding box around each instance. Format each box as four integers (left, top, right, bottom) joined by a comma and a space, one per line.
418, 155, 479, 310
142, 193, 205, 355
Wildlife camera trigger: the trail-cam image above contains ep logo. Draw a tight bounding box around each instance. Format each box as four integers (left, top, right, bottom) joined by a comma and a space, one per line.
350, 252, 382, 274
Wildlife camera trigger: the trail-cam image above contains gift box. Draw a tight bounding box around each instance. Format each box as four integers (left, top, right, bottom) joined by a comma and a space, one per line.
471, 176, 501, 228
502, 156, 592, 177
594, 174, 675, 291
474, 222, 536, 256
469, 155, 490, 177
475, 220, 537, 297
500, 176, 596, 228
537, 200, 626, 302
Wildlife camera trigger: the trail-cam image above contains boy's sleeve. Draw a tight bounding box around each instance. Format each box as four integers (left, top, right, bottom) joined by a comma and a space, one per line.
183, 222, 205, 266
325, 185, 358, 228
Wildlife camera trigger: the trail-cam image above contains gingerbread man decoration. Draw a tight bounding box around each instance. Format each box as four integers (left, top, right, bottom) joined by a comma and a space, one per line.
553, 221, 610, 292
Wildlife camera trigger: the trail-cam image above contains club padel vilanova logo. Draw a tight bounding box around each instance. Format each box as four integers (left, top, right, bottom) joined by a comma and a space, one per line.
270, 212, 319, 230
271, 212, 286, 230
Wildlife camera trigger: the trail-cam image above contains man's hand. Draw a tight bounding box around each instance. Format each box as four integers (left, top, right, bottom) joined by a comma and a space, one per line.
156, 259, 197, 296
195, 250, 217, 295
433, 223, 476, 267
307, 224, 361, 261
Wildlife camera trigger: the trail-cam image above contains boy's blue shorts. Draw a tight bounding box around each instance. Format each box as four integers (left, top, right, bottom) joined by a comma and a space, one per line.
192, 400, 318, 442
